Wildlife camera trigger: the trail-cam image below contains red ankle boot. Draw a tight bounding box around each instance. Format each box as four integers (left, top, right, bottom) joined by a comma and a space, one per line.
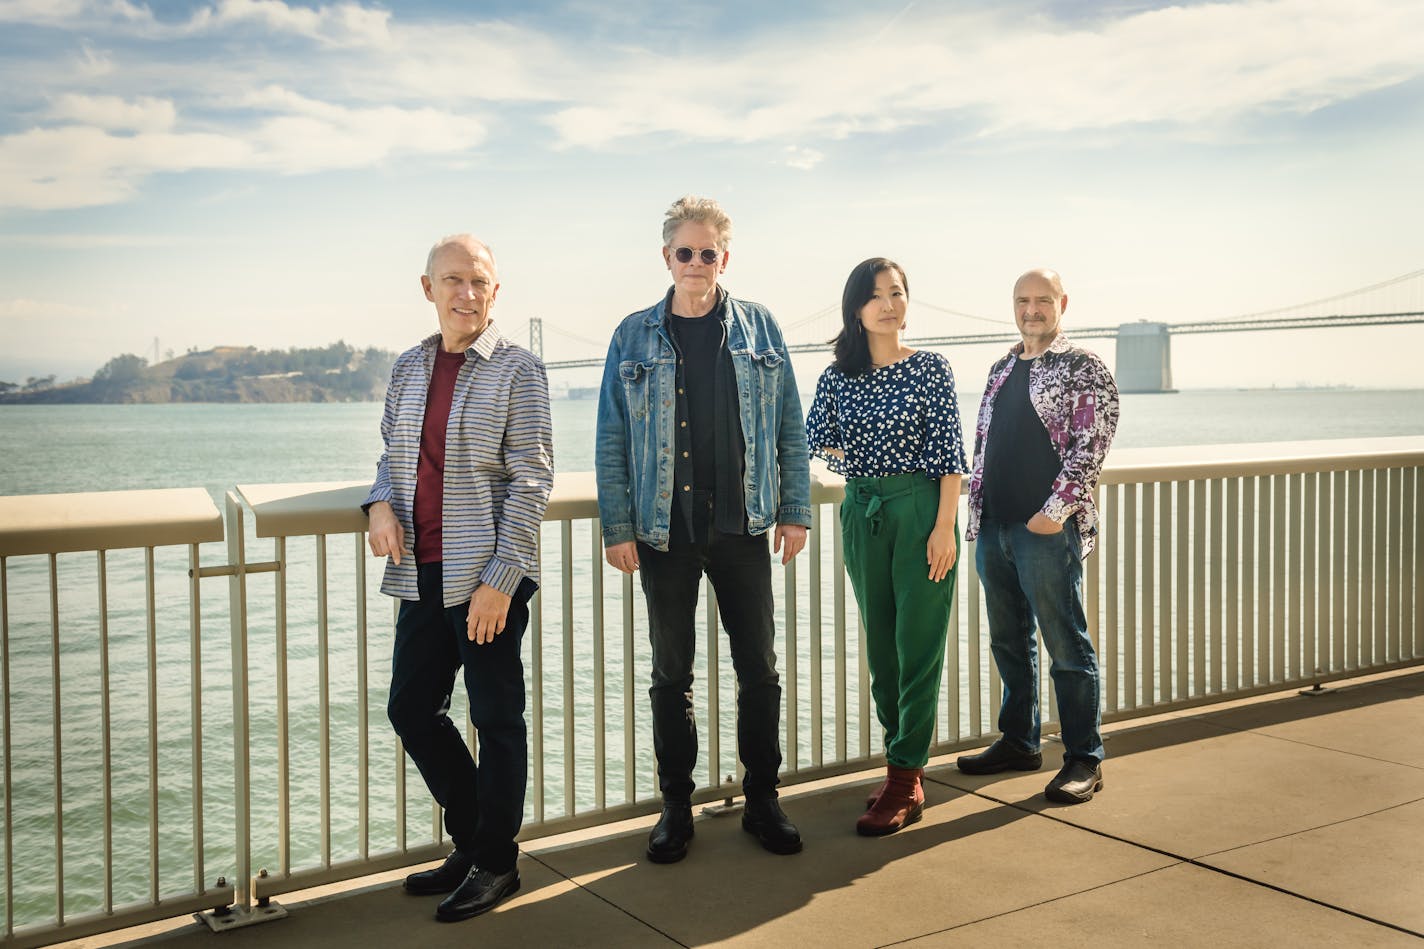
856, 765, 924, 836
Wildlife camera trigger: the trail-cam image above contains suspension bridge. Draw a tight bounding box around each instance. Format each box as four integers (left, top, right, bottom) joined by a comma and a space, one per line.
503, 268, 1424, 393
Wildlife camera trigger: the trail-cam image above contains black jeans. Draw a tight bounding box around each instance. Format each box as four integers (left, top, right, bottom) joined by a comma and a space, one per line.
637, 531, 783, 803
386, 563, 535, 874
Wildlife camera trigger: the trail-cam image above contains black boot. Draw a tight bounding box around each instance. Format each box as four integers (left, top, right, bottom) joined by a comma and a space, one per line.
742, 796, 802, 855
646, 803, 695, 863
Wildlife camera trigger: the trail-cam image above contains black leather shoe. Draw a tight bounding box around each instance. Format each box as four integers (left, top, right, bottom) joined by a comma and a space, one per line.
404, 850, 475, 895
435, 866, 520, 922
956, 738, 1043, 775
646, 804, 694, 864
742, 796, 803, 855
1045, 759, 1103, 804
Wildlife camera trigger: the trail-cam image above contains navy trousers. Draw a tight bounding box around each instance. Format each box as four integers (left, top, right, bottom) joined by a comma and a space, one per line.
386, 562, 535, 874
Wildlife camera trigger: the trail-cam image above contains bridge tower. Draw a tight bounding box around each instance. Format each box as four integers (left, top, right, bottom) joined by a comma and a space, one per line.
1115, 322, 1174, 393
528, 317, 543, 359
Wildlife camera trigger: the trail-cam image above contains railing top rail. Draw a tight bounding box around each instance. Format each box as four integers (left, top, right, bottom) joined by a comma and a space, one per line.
1100, 435, 1424, 484
237, 473, 611, 538
4, 436, 1420, 549
0, 487, 222, 556
238, 481, 369, 538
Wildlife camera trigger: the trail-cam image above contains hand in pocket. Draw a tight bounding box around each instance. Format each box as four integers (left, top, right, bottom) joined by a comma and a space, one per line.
1026, 512, 1063, 535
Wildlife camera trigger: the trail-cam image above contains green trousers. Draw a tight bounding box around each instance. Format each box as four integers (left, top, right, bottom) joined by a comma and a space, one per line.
842, 473, 958, 769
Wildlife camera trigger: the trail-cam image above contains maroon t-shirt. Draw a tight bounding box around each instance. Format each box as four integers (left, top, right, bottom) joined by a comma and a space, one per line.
413, 348, 465, 564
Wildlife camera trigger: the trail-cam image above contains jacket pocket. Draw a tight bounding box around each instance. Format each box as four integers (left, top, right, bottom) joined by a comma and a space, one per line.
751, 350, 783, 405
619, 360, 654, 420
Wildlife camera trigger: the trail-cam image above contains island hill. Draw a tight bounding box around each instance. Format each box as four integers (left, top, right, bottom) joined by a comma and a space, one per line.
1, 342, 397, 404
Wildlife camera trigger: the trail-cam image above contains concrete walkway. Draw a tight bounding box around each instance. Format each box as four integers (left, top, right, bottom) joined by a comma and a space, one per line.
65, 669, 1424, 948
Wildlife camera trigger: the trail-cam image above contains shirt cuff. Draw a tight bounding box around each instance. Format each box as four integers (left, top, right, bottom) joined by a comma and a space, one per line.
478, 558, 525, 597
360, 484, 393, 514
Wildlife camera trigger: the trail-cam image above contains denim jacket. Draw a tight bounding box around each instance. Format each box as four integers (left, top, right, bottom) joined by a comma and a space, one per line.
595, 291, 812, 550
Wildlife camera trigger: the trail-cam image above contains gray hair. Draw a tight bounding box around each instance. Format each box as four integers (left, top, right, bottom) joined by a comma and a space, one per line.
661, 195, 733, 250
425, 234, 497, 278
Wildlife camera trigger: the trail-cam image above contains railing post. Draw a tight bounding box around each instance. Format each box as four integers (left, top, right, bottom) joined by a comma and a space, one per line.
226, 491, 252, 910
198, 492, 287, 931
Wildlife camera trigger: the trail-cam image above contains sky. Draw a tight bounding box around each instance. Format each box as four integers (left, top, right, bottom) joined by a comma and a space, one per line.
1, 0, 1423, 391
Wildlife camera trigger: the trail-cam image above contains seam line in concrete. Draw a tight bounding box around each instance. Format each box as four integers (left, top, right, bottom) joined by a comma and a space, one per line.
950, 784, 1424, 940
870, 863, 1186, 948
1219, 726, 1424, 772
522, 850, 688, 947
1197, 794, 1424, 858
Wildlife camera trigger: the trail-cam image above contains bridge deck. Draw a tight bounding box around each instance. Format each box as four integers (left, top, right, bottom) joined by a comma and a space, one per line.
64, 668, 1424, 948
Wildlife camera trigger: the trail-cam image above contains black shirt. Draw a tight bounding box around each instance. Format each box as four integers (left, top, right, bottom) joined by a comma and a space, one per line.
668, 308, 722, 496
667, 294, 740, 544
981, 356, 1062, 523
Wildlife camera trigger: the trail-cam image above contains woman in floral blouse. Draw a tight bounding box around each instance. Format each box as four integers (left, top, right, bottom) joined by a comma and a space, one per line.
805, 257, 968, 835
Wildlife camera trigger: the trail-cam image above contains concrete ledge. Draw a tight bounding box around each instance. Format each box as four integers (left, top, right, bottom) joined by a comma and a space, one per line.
0, 488, 222, 556
237, 482, 370, 537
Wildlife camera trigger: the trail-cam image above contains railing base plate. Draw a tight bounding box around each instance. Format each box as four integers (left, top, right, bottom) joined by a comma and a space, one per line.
195, 901, 288, 933
700, 801, 745, 817
1298, 684, 1334, 697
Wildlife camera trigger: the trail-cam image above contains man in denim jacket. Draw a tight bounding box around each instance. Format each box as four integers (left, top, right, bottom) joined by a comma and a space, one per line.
596, 196, 812, 863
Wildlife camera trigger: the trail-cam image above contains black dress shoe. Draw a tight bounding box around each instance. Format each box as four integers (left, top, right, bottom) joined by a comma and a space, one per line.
435, 866, 520, 922
1044, 759, 1103, 804
742, 796, 803, 855
404, 850, 475, 895
956, 738, 1043, 775
646, 804, 694, 864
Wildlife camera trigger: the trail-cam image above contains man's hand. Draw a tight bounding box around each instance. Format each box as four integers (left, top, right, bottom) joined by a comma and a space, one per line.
605, 540, 640, 574
773, 524, 807, 565
1026, 512, 1064, 535
367, 501, 405, 564
467, 584, 513, 644
926, 523, 957, 582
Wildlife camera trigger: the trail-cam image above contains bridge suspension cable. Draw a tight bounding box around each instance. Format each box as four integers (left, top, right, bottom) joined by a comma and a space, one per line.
1196, 268, 1424, 324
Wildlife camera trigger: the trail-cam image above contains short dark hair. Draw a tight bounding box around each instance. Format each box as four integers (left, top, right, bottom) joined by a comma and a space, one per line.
832, 257, 908, 377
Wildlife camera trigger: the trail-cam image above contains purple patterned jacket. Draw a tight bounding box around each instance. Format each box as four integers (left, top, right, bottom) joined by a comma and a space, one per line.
966, 333, 1120, 557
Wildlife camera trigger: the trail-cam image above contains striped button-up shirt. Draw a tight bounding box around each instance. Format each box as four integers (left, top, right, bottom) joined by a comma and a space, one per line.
363, 325, 554, 607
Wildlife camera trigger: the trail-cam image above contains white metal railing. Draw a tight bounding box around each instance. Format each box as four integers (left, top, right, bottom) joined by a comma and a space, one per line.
0, 437, 1420, 947
0, 490, 231, 949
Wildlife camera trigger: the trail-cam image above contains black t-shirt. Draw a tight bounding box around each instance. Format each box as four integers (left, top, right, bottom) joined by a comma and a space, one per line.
668, 309, 722, 494
981, 356, 1062, 523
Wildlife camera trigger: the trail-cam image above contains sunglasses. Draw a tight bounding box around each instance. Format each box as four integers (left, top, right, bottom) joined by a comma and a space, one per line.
672, 246, 720, 265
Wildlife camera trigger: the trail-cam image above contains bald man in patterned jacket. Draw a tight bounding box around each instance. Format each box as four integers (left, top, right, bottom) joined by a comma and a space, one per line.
958, 268, 1120, 805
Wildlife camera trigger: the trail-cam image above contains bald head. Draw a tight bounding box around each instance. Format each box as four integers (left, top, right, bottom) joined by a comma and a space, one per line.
422, 233, 501, 354
425, 233, 497, 279
1012, 268, 1068, 357
1013, 268, 1064, 300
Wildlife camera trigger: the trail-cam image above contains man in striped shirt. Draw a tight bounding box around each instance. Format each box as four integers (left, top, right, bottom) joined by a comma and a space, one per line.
364, 234, 554, 922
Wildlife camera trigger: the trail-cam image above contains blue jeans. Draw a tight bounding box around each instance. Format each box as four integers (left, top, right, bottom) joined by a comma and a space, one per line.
976, 517, 1103, 765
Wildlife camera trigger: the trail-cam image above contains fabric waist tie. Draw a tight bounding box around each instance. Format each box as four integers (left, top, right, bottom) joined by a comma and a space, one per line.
845, 473, 932, 537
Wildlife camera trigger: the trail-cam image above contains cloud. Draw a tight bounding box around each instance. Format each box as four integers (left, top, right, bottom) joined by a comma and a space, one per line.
0, 90, 478, 209
182, 0, 393, 48
0, 233, 182, 248
1, 0, 1419, 211
0, 297, 94, 320
48, 93, 176, 131
783, 146, 823, 171
543, 0, 1424, 147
